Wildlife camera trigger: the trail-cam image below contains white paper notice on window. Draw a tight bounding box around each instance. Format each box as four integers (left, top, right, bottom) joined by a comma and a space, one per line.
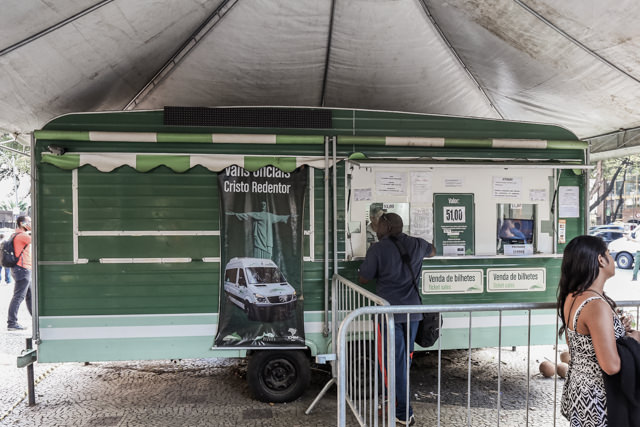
410, 172, 433, 202
444, 177, 464, 188
529, 189, 547, 202
492, 177, 522, 199
559, 186, 580, 218
353, 188, 372, 201
376, 172, 407, 196
410, 206, 433, 241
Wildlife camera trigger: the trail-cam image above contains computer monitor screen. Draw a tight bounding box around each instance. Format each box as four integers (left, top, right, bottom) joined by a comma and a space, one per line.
498, 219, 534, 243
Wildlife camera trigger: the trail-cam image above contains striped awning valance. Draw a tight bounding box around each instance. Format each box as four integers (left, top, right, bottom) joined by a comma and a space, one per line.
41, 152, 337, 173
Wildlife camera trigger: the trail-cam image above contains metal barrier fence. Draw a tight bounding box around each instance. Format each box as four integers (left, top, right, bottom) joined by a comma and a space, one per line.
306, 274, 391, 416
334, 280, 640, 427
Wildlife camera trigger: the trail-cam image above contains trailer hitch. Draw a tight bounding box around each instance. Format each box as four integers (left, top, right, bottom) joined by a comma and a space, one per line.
16, 338, 37, 406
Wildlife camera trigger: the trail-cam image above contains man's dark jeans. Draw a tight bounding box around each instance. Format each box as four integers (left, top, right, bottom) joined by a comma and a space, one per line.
8, 266, 31, 328
377, 319, 419, 422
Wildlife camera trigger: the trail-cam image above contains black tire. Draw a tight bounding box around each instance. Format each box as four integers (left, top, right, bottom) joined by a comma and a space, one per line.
616, 252, 634, 269
247, 350, 310, 403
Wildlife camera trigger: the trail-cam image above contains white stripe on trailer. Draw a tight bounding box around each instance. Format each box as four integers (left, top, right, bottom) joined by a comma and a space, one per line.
40, 324, 217, 340
78, 230, 220, 236
89, 131, 157, 142
41, 313, 218, 320
99, 257, 192, 264
492, 139, 548, 149
386, 137, 445, 146
443, 313, 557, 329
211, 134, 276, 143
40, 323, 328, 341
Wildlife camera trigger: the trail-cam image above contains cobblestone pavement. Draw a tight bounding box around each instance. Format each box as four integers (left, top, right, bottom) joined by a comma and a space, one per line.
1, 347, 570, 427
0, 279, 572, 427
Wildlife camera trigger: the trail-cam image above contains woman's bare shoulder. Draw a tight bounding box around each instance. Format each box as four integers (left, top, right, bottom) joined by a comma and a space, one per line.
579, 296, 614, 321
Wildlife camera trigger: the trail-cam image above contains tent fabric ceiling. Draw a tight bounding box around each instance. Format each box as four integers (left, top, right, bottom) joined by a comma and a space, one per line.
2, 0, 640, 154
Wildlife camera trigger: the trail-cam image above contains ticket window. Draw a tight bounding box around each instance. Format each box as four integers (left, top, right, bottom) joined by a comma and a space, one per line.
497, 204, 536, 255
364, 202, 410, 250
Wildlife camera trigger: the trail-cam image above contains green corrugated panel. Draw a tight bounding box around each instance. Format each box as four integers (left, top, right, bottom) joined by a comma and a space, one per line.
78, 166, 219, 231
37, 164, 74, 261
37, 165, 222, 316
301, 262, 327, 312
136, 155, 191, 172
39, 263, 218, 316
244, 156, 297, 172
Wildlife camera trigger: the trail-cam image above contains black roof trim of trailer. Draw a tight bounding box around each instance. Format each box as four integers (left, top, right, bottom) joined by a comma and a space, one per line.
163, 106, 332, 129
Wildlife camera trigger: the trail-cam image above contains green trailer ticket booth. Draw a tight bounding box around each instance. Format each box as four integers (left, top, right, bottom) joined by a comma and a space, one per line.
29, 107, 589, 401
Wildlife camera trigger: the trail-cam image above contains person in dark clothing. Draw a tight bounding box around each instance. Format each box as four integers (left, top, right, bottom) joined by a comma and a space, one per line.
358, 212, 435, 426
603, 335, 640, 427
0, 233, 12, 285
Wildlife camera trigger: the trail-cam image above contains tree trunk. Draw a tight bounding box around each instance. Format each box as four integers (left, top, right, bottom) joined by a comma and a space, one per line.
589, 163, 625, 212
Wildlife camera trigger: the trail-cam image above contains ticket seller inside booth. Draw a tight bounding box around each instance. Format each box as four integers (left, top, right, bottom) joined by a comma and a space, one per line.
497, 204, 536, 255
345, 162, 555, 260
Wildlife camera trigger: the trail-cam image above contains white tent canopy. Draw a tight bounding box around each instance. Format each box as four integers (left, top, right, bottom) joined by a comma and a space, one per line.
2, 0, 640, 154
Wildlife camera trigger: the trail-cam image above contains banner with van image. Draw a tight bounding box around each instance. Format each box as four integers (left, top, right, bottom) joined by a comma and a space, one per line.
214, 165, 307, 347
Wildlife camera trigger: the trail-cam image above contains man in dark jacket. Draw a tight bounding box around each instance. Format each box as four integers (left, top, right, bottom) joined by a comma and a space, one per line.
358, 212, 435, 426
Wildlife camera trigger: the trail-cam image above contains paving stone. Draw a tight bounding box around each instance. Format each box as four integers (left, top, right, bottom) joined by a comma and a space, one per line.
0, 284, 571, 426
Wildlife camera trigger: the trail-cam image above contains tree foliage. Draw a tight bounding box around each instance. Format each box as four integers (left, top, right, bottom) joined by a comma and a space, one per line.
0, 135, 31, 209
590, 155, 640, 222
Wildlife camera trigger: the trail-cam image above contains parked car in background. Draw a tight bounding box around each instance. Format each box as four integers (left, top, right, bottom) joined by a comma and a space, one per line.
594, 230, 625, 245
589, 224, 625, 236
609, 228, 640, 269
616, 222, 638, 233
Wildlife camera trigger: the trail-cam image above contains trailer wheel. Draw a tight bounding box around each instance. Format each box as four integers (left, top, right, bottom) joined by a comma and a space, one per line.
247, 350, 310, 402
616, 252, 634, 269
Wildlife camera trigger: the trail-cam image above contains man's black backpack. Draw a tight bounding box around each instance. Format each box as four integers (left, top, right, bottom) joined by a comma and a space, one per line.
1, 233, 25, 268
